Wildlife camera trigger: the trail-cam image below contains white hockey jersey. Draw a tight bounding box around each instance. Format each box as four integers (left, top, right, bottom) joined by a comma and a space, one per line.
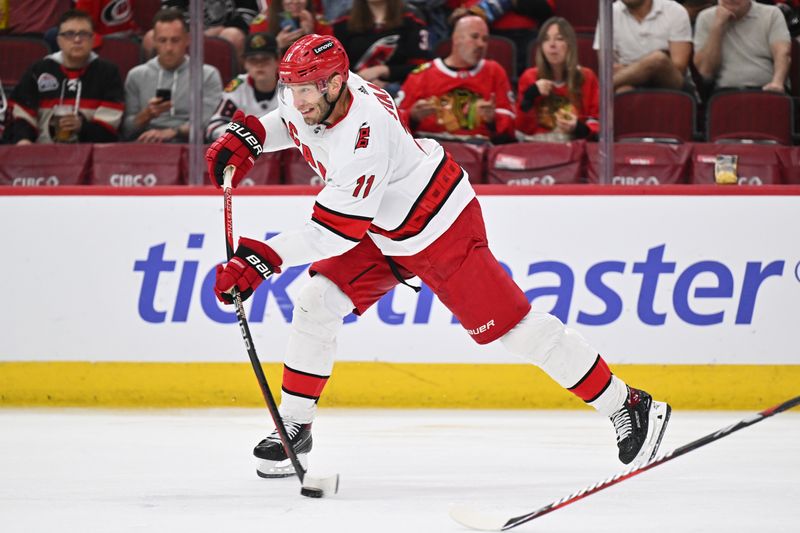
260, 72, 476, 268
206, 74, 279, 140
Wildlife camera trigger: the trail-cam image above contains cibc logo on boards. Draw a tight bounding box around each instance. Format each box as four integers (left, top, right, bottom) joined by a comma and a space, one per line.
133, 234, 789, 327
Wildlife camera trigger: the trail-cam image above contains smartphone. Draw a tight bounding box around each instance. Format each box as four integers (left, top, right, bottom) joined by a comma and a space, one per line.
155, 88, 172, 101
280, 12, 298, 31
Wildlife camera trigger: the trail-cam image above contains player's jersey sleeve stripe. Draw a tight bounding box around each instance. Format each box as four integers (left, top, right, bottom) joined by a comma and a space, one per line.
368, 151, 464, 241
311, 202, 373, 242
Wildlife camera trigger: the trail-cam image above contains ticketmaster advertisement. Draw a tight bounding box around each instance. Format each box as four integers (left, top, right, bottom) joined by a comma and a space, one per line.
1, 193, 798, 364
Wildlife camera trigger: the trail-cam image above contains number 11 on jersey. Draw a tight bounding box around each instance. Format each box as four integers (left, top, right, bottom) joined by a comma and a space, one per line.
353, 174, 375, 198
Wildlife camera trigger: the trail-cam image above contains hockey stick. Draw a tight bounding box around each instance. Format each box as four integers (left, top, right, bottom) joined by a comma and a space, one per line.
221, 166, 339, 498
450, 395, 800, 531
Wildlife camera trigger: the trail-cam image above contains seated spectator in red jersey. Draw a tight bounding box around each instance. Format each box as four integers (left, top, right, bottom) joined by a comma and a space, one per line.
396, 15, 515, 144
6, 9, 124, 144
516, 17, 599, 142
333, 0, 432, 93
249, 0, 332, 55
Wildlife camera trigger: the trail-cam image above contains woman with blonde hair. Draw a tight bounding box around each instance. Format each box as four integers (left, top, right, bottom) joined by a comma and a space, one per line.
515, 16, 599, 142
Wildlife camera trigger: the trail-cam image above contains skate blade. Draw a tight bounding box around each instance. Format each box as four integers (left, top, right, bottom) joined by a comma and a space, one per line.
256, 454, 308, 479
632, 401, 672, 466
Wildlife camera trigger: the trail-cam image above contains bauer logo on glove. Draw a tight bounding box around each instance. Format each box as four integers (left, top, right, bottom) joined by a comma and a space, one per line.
214, 237, 283, 304
205, 110, 267, 188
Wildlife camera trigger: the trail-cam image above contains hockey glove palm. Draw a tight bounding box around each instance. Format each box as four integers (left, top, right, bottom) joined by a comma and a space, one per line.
215, 237, 283, 304
205, 110, 266, 188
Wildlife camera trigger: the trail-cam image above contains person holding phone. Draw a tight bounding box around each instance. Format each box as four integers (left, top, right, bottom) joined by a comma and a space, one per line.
123, 8, 222, 143
250, 0, 333, 54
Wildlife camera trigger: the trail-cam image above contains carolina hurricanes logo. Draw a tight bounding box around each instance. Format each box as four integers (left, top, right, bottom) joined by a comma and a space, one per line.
101, 0, 133, 27
354, 122, 370, 151
354, 35, 399, 70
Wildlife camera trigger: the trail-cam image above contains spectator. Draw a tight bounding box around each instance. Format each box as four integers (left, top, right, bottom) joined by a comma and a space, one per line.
44, 1, 139, 51
594, 0, 693, 93
143, 0, 262, 59
249, 0, 333, 54
448, 0, 553, 26
206, 32, 279, 140
694, 0, 792, 93
320, 0, 352, 21
123, 8, 222, 142
333, 0, 431, 93
516, 17, 599, 142
396, 15, 515, 144
6, 9, 124, 144
0, 85, 8, 142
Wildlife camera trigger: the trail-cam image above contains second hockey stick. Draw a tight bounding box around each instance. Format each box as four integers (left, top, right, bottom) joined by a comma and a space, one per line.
221, 165, 339, 498
450, 395, 800, 531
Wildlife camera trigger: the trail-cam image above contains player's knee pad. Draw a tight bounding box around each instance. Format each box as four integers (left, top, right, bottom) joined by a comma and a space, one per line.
291, 275, 354, 342
500, 311, 565, 365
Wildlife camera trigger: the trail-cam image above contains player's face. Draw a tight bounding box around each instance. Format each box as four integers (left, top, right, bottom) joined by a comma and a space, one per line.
541, 24, 568, 67
56, 18, 94, 66
286, 82, 331, 125
245, 54, 278, 84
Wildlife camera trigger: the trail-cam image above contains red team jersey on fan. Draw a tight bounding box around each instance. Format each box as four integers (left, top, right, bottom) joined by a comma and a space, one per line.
258, 72, 475, 265
396, 58, 515, 143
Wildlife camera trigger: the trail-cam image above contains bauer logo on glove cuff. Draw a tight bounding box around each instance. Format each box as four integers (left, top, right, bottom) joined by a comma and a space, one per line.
227, 122, 264, 156
246, 254, 274, 279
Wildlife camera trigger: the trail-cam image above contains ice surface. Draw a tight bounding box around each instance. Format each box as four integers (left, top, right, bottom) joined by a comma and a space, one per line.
0, 408, 797, 532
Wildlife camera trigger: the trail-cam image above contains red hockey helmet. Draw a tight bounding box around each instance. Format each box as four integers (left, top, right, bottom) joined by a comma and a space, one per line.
279, 34, 350, 86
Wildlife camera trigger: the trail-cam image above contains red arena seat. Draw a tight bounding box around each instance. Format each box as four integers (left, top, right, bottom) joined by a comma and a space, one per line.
282, 148, 326, 186
0, 36, 50, 89
614, 89, 696, 143
133, 0, 162, 34
242, 151, 283, 186
586, 142, 691, 185
0, 144, 91, 186
554, 0, 599, 33
203, 36, 238, 84
691, 143, 783, 185
487, 141, 586, 185
92, 143, 185, 185
707, 90, 794, 145
439, 141, 487, 184
96, 36, 143, 82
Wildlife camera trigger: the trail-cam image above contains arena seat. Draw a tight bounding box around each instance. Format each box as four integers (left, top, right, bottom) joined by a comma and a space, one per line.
96, 36, 143, 81
92, 143, 184, 185
0, 144, 91, 186
486, 141, 585, 185
0, 36, 50, 89
707, 89, 794, 145
614, 89, 696, 143
554, 0, 598, 33
203, 36, 238, 84
242, 151, 283, 186
435, 35, 518, 81
439, 141, 487, 184
282, 148, 326, 186
691, 143, 783, 185
133, 0, 162, 34
585, 142, 691, 185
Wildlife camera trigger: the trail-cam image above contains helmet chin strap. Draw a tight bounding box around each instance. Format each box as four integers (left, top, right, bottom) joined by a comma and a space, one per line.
318, 78, 345, 126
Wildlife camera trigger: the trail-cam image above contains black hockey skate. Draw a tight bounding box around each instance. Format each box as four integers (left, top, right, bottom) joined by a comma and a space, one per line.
610, 386, 671, 465
253, 420, 312, 478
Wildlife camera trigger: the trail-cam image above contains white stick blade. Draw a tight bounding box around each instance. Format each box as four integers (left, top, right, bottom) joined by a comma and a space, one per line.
449, 505, 508, 531
301, 473, 340, 497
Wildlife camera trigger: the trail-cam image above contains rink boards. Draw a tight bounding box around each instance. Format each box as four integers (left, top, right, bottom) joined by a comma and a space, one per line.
1, 185, 798, 408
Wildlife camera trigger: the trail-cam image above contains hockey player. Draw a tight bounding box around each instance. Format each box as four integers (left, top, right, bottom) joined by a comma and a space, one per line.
206, 32, 281, 141
206, 34, 671, 479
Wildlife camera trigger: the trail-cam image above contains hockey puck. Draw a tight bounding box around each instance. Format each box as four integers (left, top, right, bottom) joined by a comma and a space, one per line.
300, 487, 324, 498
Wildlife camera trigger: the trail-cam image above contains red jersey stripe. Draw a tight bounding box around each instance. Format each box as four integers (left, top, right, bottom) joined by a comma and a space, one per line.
312, 202, 373, 242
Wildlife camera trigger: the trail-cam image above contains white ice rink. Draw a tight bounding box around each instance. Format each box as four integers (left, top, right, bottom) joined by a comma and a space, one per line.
1, 408, 798, 532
